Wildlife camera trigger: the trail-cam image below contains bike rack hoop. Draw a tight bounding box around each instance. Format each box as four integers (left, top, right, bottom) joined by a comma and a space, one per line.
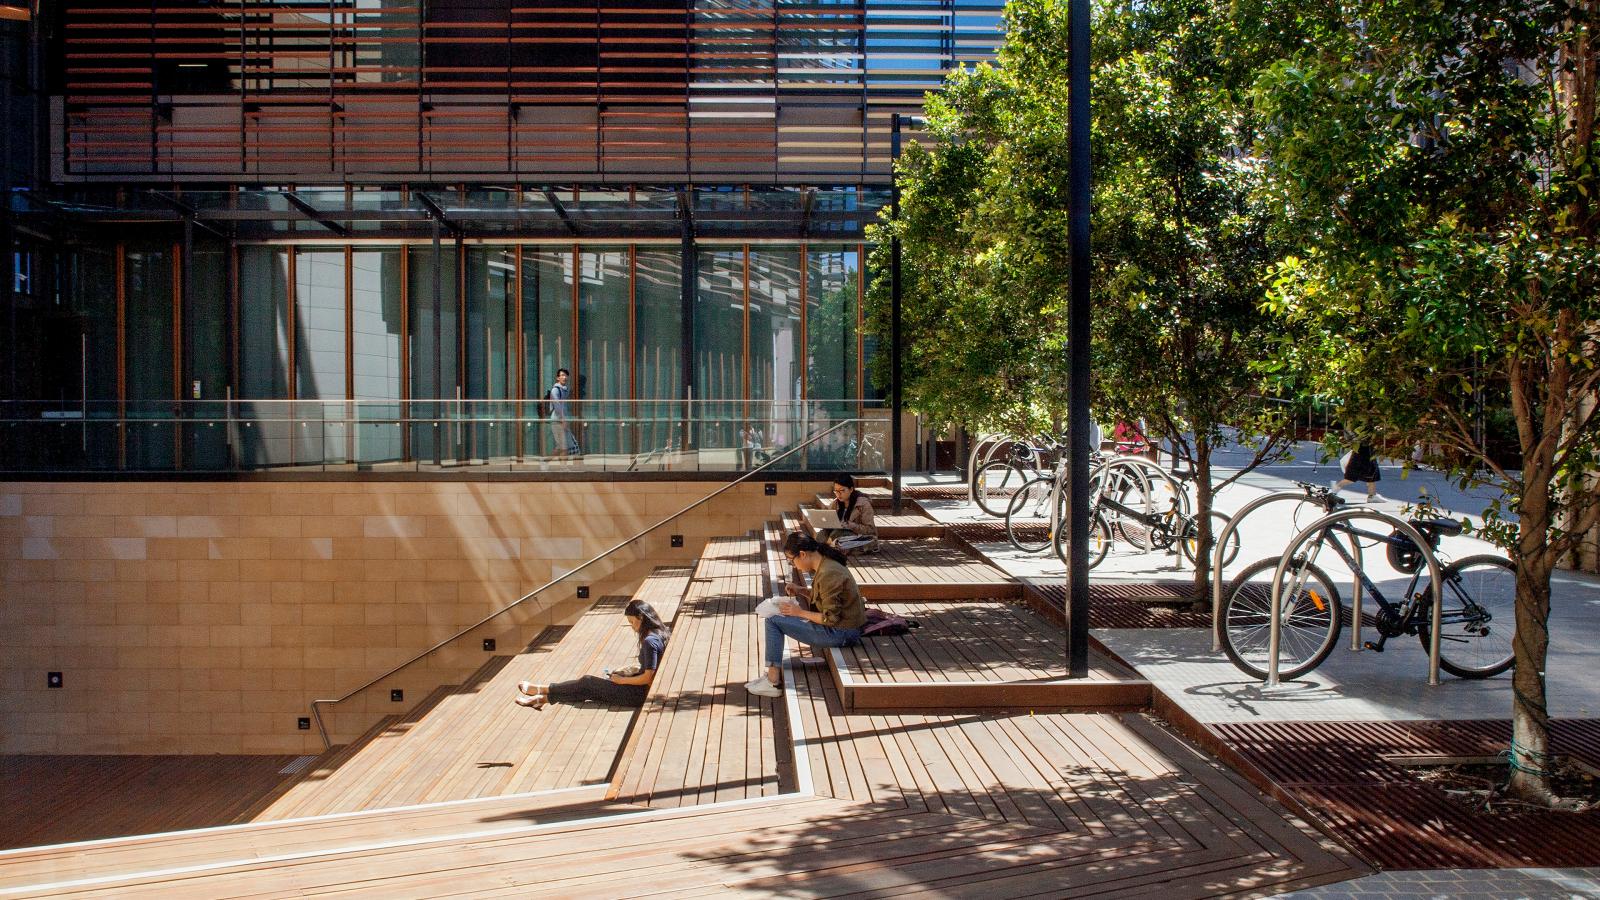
1264, 507, 1445, 687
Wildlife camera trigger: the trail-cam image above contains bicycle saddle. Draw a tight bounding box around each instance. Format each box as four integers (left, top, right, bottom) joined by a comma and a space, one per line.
1410, 517, 1463, 538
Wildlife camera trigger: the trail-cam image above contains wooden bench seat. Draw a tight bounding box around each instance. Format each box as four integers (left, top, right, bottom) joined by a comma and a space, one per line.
608, 534, 785, 809
250, 565, 694, 820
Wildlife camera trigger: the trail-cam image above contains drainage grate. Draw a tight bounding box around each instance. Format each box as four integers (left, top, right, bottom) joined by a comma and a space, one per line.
1212, 719, 1600, 869
1027, 580, 1209, 629
278, 755, 317, 775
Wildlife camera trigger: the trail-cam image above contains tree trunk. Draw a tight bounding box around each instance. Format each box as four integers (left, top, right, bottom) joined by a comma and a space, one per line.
1508, 487, 1557, 803
1191, 433, 1214, 603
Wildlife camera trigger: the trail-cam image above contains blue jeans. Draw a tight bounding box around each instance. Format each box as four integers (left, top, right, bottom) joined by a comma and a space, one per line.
764, 615, 861, 668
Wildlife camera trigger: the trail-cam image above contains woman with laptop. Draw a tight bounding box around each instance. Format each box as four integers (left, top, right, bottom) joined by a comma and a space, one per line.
810, 474, 878, 553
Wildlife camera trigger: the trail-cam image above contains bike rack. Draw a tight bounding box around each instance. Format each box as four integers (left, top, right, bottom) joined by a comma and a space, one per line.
1210, 491, 1367, 651
1264, 508, 1444, 687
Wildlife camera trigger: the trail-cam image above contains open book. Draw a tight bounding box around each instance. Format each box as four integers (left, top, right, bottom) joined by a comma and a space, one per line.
803, 507, 842, 530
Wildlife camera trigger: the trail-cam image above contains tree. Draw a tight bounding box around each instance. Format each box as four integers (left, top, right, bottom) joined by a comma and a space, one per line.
1254, 0, 1600, 803
1091, 0, 1296, 596
865, 0, 1294, 595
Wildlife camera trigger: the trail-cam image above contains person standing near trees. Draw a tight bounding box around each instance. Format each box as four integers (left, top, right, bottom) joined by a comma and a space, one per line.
546, 367, 579, 459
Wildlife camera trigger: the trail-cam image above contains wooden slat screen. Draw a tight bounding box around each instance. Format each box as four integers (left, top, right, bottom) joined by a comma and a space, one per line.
57, 0, 1001, 182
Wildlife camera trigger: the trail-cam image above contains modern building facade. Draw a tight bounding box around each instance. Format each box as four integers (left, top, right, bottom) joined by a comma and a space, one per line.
0, 0, 1003, 472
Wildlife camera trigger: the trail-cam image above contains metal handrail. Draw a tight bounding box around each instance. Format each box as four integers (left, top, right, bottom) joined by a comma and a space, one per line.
305, 417, 864, 748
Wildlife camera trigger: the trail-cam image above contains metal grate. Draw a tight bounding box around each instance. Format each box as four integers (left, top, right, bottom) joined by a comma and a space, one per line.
1212, 719, 1600, 869
1025, 579, 1210, 629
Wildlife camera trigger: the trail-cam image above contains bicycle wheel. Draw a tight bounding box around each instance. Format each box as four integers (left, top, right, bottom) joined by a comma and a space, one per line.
1087, 512, 1111, 569
1181, 511, 1241, 568
1418, 554, 1516, 679
1004, 476, 1057, 553
974, 460, 1029, 518
1220, 557, 1343, 680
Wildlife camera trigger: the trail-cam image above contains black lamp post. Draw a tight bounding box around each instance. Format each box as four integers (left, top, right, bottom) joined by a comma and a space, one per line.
1065, 0, 1091, 677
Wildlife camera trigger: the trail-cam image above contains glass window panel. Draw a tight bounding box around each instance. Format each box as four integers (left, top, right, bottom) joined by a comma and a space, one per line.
187, 243, 229, 469
695, 247, 745, 460
634, 248, 682, 457
806, 245, 858, 404
464, 246, 515, 460
523, 246, 574, 458
408, 243, 458, 462
66, 246, 118, 468
351, 247, 404, 463
294, 249, 347, 401
578, 247, 630, 458
124, 243, 175, 469
237, 246, 292, 467
748, 247, 802, 458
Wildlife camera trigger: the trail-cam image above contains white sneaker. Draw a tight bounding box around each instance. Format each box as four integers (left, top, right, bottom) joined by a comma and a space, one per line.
1329, 479, 1341, 492
1367, 493, 1388, 504
745, 676, 782, 697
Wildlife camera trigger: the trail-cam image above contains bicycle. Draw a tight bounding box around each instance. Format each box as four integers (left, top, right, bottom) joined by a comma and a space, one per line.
971, 433, 1065, 518
1218, 481, 1515, 680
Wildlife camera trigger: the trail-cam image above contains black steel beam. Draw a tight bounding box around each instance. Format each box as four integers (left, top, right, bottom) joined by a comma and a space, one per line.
283, 192, 350, 237
542, 189, 581, 236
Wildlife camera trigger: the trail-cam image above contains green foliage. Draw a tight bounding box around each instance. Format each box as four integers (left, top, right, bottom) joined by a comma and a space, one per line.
1254, 0, 1600, 554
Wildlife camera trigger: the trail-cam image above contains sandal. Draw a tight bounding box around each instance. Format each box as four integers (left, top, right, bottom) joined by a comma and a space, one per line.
517, 680, 541, 696
514, 692, 547, 710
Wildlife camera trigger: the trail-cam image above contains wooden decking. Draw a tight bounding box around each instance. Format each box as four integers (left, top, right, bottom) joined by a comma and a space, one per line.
608, 534, 785, 809
827, 600, 1152, 712
0, 665, 1362, 898
245, 565, 694, 820
0, 755, 298, 852
0, 508, 1370, 897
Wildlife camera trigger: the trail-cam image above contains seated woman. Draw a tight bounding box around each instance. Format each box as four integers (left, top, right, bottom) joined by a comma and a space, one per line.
746, 533, 865, 698
820, 474, 878, 553
514, 598, 669, 710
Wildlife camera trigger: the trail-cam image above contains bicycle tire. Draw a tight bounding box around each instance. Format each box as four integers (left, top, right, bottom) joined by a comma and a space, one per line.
1220, 557, 1343, 681
974, 459, 1029, 518
1087, 512, 1111, 569
1004, 475, 1057, 553
1418, 554, 1515, 679
1181, 510, 1241, 568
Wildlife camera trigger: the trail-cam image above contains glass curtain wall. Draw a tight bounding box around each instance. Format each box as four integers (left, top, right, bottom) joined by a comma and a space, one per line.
633, 248, 681, 458
237, 246, 292, 466
578, 247, 629, 457
524, 246, 573, 458
187, 243, 229, 469
124, 243, 175, 469
465, 246, 516, 460
408, 243, 458, 462
70, 246, 118, 469
695, 248, 745, 457
351, 248, 404, 463
747, 248, 802, 463
806, 245, 864, 467
295, 249, 348, 463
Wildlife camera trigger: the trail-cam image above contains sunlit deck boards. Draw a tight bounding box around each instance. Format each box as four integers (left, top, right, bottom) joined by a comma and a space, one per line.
0, 755, 297, 852
607, 534, 785, 809
249, 566, 694, 821
827, 600, 1152, 712
0, 654, 1361, 898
